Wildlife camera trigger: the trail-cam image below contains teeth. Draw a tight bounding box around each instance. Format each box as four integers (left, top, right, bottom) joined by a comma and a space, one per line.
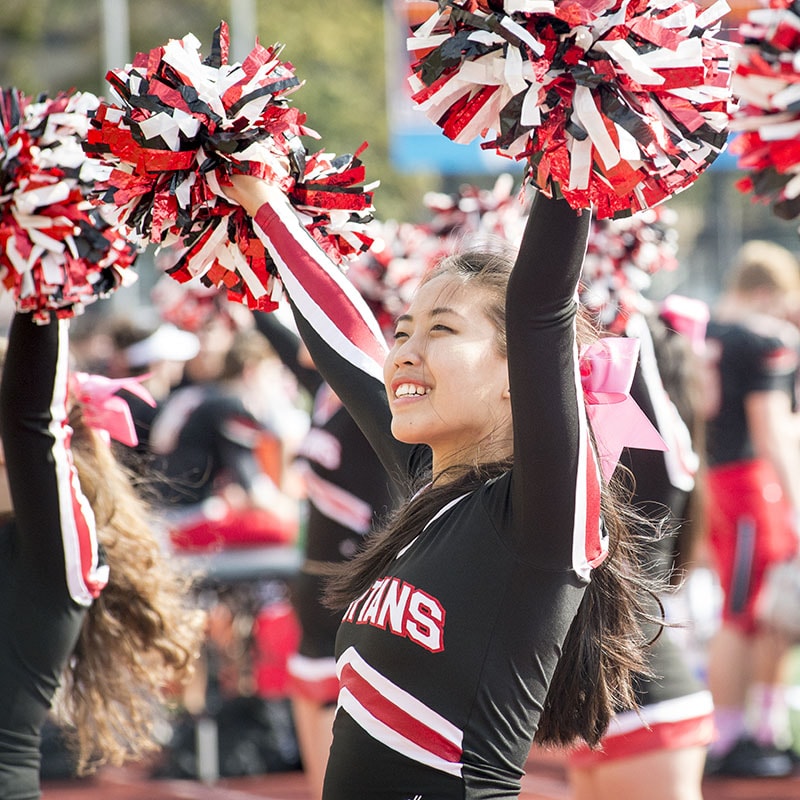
395, 383, 428, 398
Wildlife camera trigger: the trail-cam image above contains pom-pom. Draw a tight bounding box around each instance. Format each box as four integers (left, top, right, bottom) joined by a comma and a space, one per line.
86, 22, 377, 311
407, 0, 733, 218
344, 218, 432, 337
422, 171, 529, 241
581, 206, 679, 333
727, 0, 800, 221
0, 88, 140, 322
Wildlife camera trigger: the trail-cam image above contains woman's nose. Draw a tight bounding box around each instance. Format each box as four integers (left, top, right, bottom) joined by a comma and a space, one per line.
393, 337, 420, 366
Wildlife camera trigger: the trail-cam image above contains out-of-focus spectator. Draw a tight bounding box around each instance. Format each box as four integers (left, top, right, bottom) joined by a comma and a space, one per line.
701, 240, 800, 778
146, 313, 306, 781
568, 210, 714, 800
103, 315, 200, 472
149, 326, 299, 550
254, 310, 398, 800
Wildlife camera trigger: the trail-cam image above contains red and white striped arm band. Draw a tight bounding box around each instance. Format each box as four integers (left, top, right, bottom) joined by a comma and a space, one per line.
52, 318, 109, 606
252, 191, 389, 384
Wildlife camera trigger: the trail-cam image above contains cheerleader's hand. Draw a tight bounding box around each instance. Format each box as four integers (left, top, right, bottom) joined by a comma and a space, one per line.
222, 173, 277, 218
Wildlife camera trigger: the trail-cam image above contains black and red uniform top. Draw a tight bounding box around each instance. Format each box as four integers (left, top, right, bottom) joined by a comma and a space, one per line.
704, 316, 799, 468
0, 313, 107, 800
250, 191, 603, 799
149, 382, 277, 507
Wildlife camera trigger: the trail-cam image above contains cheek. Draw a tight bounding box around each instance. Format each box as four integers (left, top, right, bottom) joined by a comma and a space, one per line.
483, 364, 508, 403
383, 354, 395, 391
474, 351, 508, 392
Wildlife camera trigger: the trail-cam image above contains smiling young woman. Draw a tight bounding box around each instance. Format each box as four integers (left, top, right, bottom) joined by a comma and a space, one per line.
385, 266, 514, 472
225, 174, 664, 800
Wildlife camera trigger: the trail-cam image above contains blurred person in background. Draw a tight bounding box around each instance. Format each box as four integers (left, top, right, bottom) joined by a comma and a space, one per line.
149, 325, 299, 550
701, 240, 800, 778
101, 315, 200, 474
145, 318, 305, 780
567, 213, 714, 799
567, 308, 714, 799
143, 273, 249, 464
144, 271, 312, 778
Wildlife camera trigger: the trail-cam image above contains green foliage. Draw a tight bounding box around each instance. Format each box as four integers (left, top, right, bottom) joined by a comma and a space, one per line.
0, 0, 101, 97
254, 1, 431, 222
0, 0, 435, 221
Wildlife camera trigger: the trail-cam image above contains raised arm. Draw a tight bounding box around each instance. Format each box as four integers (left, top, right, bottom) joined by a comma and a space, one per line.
230, 177, 415, 484
506, 194, 600, 578
0, 312, 107, 606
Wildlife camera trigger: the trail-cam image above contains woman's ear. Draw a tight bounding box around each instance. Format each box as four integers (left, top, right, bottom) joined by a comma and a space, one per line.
502, 387, 511, 400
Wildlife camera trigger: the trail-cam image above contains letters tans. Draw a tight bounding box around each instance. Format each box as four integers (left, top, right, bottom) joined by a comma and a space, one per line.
343, 577, 445, 652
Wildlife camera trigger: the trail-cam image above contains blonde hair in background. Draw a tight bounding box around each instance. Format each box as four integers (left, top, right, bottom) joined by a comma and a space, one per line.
728, 240, 800, 296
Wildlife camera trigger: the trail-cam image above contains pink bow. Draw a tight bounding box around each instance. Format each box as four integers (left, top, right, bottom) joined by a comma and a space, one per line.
580, 337, 667, 481
70, 372, 157, 448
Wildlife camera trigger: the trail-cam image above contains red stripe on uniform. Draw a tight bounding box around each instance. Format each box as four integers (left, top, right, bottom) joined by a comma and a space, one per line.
584, 440, 605, 568
301, 467, 373, 533
60, 427, 104, 599
340, 662, 462, 763
52, 321, 105, 604
254, 203, 387, 367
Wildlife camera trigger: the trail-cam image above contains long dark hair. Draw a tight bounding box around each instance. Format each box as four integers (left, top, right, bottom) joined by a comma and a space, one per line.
324, 244, 664, 747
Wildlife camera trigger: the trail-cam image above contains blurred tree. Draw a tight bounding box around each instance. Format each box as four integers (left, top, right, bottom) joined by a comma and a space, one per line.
253, 0, 432, 222
0, 0, 432, 221
0, 0, 101, 97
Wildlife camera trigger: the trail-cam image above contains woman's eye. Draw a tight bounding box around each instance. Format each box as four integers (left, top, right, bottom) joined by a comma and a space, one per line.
431, 324, 453, 333
393, 330, 409, 341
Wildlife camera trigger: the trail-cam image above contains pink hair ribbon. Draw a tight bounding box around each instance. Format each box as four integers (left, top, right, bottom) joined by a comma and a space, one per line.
580, 337, 667, 482
70, 372, 157, 447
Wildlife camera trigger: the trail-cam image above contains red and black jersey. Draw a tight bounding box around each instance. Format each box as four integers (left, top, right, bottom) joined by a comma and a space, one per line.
0, 313, 105, 800
251, 193, 602, 798
704, 317, 799, 467
149, 383, 276, 507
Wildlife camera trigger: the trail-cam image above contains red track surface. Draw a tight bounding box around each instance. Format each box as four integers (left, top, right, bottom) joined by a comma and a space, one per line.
41, 748, 800, 800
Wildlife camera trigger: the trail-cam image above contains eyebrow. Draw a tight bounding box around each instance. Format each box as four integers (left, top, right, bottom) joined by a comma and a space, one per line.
395, 307, 462, 326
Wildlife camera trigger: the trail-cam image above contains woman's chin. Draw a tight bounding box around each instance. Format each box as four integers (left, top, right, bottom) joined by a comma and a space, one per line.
390, 420, 427, 446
